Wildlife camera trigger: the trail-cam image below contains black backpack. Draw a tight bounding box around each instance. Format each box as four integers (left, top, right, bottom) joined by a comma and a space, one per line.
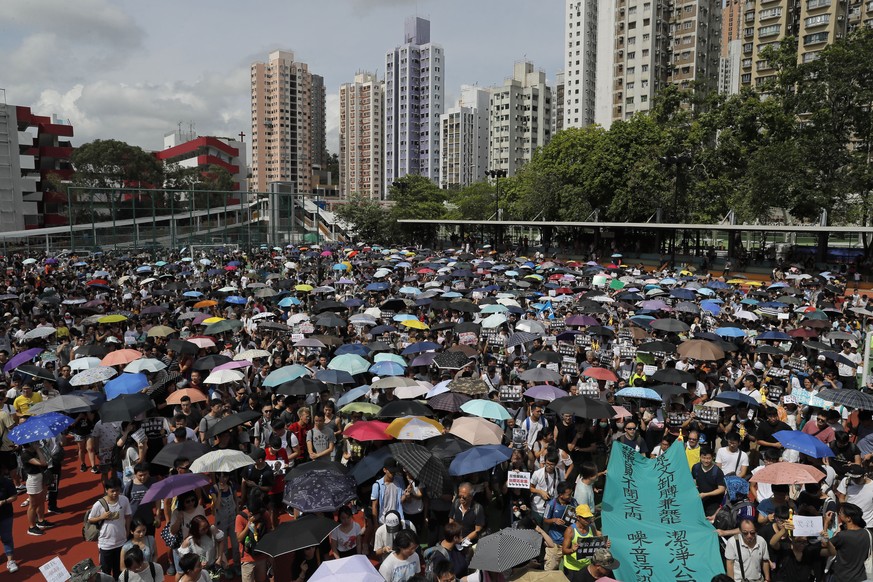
712, 498, 756, 531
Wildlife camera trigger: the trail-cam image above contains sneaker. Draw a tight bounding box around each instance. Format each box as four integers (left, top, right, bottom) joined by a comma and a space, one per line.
166, 565, 176, 576
80, 463, 87, 472
37, 520, 56, 529
19, 500, 28, 508
90, 466, 100, 474
46, 506, 62, 515
14, 486, 25, 494
7, 560, 17, 573
27, 527, 44, 536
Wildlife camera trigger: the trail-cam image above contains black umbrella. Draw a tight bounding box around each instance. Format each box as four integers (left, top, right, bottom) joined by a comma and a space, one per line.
818, 388, 873, 411
151, 440, 213, 467
756, 345, 785, 355
381, 299, 408, 312
193, 354, 232, 372
651, 384, 687, 397
167, 339, 199, 356
449, 300, 479, 313
651, 368, 696, 385
469, 528, 543, 573
255, 514, 338, 558
547, 396, 614, 419
388, 442, 451, 497
99, 393, 155, 422
637, 340, 677, 354
454, 322, 481, 334
206, 410, 260, 439
283, 470, 357, 512
433, 351, 471, 370
276, 376, 327, 397
285, 459, 348, 481
650, 318, 691, 333
15, 365, 55, 382
506, 331, 541, 348
314, 313, 346, 328
367, 341, 392, 352
258, 321, 291, 332
378, 400, 434, 419
586, 326, 615, 338
530, 351, 562, 364
821, 351, 857, 368
428, 392, 471, 413
313, 300, 347, 313
426, 433, 473, 460
803, 341, 832, 352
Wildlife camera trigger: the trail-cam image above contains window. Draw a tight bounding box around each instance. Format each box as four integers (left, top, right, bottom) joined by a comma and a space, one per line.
804, 14, 830, 27
758, 24, 781, 37
807, 0, 832, 9
804, 32, 829, 45
758, 7, 783, 20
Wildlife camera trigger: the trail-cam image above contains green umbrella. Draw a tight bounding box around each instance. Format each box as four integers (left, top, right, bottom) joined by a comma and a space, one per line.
373, 353, 407, 366
328, 354, 370, 376
339, 402, 381, 416
205, 319, 244, 335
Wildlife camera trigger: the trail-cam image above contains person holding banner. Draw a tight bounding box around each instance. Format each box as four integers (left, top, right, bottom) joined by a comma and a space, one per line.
561, 504, 599, 580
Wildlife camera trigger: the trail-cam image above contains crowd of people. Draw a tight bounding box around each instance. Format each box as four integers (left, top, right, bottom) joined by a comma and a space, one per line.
0, 243, 869, 582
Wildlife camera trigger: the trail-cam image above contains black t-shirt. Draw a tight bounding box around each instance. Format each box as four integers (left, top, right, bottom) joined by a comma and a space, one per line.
449, 500, 485, 537
244, 464, 274, 505
577, 566, 600, 582
755, 419, 791, 448
832, 528, 871, 582
20, 447, 44, 475
772, 540, 823, 582
691, 463, 726, 494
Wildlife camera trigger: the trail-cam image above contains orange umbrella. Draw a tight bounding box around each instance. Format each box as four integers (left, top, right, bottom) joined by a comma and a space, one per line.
194, 300, 218, 309
749, 462, 825, 485
101, 349, 143, 367
166, 388, 208, 405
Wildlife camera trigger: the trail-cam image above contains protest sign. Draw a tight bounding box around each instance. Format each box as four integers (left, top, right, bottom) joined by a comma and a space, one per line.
39, 557, 70, 582
500, 385, 523, 403
602, 441, 724, 581
792, 515, 823, 537
576, 536, 609, 558
792, 388, 832, 410
693, 405, 720, 425
507, 471, 531, 489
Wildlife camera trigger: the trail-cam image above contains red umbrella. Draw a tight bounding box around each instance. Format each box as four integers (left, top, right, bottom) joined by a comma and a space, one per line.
788, 328, 818, 338
582, 367, 619, 382
86, 279, 108, 286
344, 420, 393, 442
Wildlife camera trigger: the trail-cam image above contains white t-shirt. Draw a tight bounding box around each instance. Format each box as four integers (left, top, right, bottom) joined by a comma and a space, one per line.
118, 563, 164, 582
330, 521, 363, 553
88, 495, 132, 550
529, 467, 561, 515
379, 551, 421, 582
836, 478, 873, 526
715, 447, 749, 476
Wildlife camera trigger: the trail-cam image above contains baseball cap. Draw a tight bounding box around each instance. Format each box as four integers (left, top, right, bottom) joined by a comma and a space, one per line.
591, 548, 620, 570
575, 504, 594, 519
384, 510, 402, 533
846, 464, 865, 479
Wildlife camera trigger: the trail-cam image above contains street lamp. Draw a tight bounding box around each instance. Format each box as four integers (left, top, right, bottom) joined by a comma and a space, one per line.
485, 169, 507, 246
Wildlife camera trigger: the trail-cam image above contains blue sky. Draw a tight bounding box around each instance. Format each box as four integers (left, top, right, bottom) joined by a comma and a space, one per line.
1, 0, 563, 154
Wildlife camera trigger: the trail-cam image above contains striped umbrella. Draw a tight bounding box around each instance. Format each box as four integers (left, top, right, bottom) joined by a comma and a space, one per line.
469, 528, 543, 572
388, 442, 451, 496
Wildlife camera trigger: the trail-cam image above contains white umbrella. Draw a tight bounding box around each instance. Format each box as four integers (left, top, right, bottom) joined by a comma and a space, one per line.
481, 313, 507, 329
251, 312, 275, 320
287, 313, 310, 325
235, 349, 270, 361
204, 369, 244, 385
515, 320, 546, 335
70, 366, 117, 386
21, 327, 57, 342
190, 450, 255, 473
124, 358, 167, 374
69, 357, 102, 371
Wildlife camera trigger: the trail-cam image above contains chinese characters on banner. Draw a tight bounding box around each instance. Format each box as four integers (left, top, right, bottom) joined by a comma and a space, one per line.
507, 470, 531, 489
602, 441, 725, 582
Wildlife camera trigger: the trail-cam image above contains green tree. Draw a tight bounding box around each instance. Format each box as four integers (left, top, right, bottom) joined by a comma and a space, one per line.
334, 193, 391, 242
71, 139, 164, 189
445, 181, 496, 221
386, 175, 447, 243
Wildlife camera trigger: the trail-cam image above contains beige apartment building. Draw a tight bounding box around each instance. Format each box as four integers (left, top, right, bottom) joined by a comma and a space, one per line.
611, 0, 721, 122
741, 0, 872, 89
251, 50, 324, 194
339, 72, 384, 201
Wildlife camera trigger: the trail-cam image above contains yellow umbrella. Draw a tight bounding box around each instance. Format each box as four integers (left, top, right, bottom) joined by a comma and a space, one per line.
295, 284, 314, 292
147, 325, 176, 338
385, 416, 444, 440
202, 317, 225, 324
726, 279, 747, 285
98, 314, 127, 324
401, 319, 429, 330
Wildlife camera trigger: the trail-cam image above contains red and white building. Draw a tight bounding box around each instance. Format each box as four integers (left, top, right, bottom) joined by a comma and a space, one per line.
155, 130, 247, 191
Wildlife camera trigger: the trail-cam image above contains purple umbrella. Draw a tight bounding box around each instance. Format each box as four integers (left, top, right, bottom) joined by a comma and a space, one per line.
141, 473, 211, 504
213, 360, 252, 372
565, 315, 599, 327
192, 313, 211, 325
410, 352, 437, 367
640, 300, 669, 310
523, 384, 569, 401
3, 348, 44, 373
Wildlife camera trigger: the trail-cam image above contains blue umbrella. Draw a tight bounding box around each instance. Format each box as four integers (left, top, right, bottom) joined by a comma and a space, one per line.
401, 341, 441, 355
335, 344, 370, 357
350, 446, 393, 484
336, 385, 370, 408
758, 330, 791, 341
278, 297, 301, 307
669, 289, 696, 300
104, 373, 149, 400
701, 300, 722, 316
10, 412, 74, 445
264, 365, 311, 387
365, 282, 389, 292
706, 281, 729, 290
774, 430, 835, 459
226, 296, 247, 305
368, 361, 406, 376
615, 387, 662, 401
370, 325, 397, 335
460, 399, 512, 421
183, 291, 203, 298
715, 327, 746, 338
315, 369, 355, 385
714, 391, 760, 408
449, 445, 513, 476
343, 298, 364, 308
332, 263, 348, 271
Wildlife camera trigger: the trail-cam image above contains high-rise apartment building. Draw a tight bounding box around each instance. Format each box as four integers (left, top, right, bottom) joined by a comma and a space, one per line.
488, 62, 552, 177
250, 50, 324, 194
439, 86, 489, 189
564, 0, 600, 128
311, 75, 327, 170
339, 72, 384, 201
384, 17, 445, 196
740, 0, 871, 90
553, 72, 565, 135
611, 0, 720, 122
719, 0, 744, 94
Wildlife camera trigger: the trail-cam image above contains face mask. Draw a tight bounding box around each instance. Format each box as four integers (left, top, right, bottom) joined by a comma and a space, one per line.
599, 422, 609, 428
616, 422, 625, 430
513, 510, 521, 519
455, 543, 465, 551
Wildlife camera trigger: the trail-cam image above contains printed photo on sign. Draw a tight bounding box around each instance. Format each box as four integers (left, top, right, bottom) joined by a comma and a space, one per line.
576, 536, 609, 559
692, 405, 719, 425
500, 385, 523, 403
512, 428, 527, 450
507, 470, 531, 489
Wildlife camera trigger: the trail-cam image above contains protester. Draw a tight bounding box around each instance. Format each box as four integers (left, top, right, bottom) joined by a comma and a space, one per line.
86, 477, 132, 579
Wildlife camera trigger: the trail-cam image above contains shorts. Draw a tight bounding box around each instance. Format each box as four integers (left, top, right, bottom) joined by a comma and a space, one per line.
72, 433, 90, 443
25, 473, 43, 495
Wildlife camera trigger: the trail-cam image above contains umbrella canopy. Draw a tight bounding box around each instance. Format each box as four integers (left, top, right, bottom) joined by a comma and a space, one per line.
20, 327, 57, 342
714, 392, 760, 408
385, 416, 444, 440
15, 365, 55, 382
649, 318, 690, 333
428, 392, 472, 413
677, 339, 725, 361
651, 368, 696, 385
285, 459, 349, 481
255, 514, 338, 558
344, 420, 392, 442
9, 412, 73, 444
749, 462, 826, 485
123, 358, 167, 374
264, 365, 311, 387
615, 387, 663, 401
3, 347, 43, 373
28, 394, 93, 415
426, 434, 473, 460
99, 393, 155, 422
165, 388, 209, 405
449, 444, 514, 476
70, 365, 117, 386
284, 469, 357, 512
448, 377, 491, 396
190, 449, 256, 473
204, 369, 245, 385
469, 528, 543, 573
151, 440, 213, 468
101, 349, 143, 367
146, 325, 176, 338
339, 402, 381, 416
277, 376, 327, 397
774, 430, 835, 459
817, 388, 873, 411
519, 368, 562, 384
309, 555, 382, 582
581, 367, 619, 382
378, 400, 433, 419
69, 357, 103, 371
449, 416, 504, 445
388, 442, 451, 496
328, 354, 371, 376
141, 473, 211, 504
205, 410, 260, 439
104, 373, 149, 400
547, 396, 614, 419
460, 399, 512, 421
523, 385, 569, 401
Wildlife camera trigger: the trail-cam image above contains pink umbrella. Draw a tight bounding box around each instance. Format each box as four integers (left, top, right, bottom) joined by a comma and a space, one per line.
320, 250, 332, 257
749, 462, 825, 485
192, 313, 211, 325
214, 360, 252, 372
186, 337, 216, 349
612, 405, 632, 419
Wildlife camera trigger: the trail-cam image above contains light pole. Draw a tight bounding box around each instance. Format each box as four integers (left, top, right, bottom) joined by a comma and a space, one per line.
485, 169, 507, 247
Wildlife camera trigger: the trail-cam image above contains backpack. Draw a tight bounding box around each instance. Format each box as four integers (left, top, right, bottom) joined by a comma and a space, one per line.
712, 498, 756, 531
423, 545, 451, 581
123, 562, 156, 582
83, 497, 110, 541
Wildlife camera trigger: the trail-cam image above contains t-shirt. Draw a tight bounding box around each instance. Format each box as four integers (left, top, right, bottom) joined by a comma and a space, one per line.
198, 413, 222, 438
724, 534, 770, 580
371, 477, 405, 523
118, 562, 164, 582
123, 479, 155, 522
802, 421, 836, 444
373, 521, 417, 552
831, 528, 871, 582
755, 419, 791, 448
88, 495, 132, 550
13, 392, 42, 416
529, 468, 560, 515
306, 425, 335, 455
329, 521, 362, 553
715, 447, 749, 476
92, 420, 121, 463
448, 499, 485, 538
836, 478, 873, 526
691, 464, 726, 495
379, 551, 420, 582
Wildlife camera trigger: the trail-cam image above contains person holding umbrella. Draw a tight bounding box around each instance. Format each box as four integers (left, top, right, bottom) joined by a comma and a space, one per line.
19, 440, 51, 535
